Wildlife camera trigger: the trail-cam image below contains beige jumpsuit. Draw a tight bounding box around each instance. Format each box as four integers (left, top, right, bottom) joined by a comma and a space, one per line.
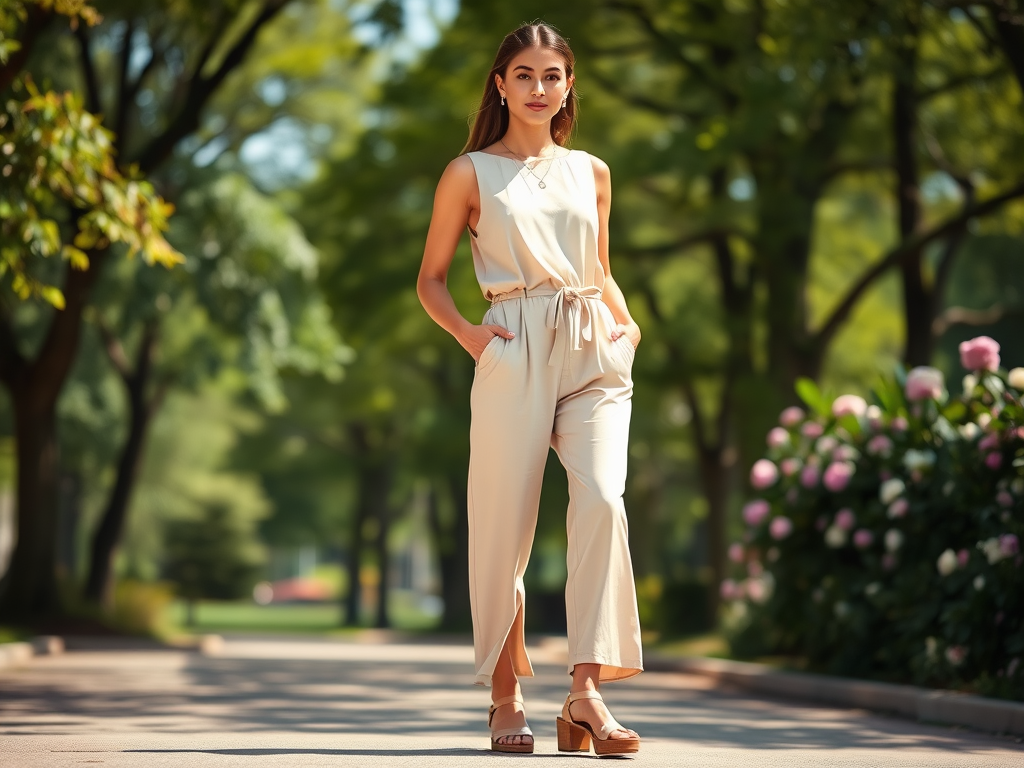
466, 149, 643, 687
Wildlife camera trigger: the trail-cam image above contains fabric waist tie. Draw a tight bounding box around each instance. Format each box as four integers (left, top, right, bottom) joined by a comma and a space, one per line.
491, 285, 603, 366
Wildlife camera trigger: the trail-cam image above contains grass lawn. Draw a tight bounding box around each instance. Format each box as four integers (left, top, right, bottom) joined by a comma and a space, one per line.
162, 590, 443, 636
650, 632, 731, 659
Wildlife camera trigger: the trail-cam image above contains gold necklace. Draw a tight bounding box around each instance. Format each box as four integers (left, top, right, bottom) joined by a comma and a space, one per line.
499, 139, 562, 189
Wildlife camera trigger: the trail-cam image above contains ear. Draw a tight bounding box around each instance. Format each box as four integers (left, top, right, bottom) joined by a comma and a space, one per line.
494, 72, 505, 96
566, 73, 575, 93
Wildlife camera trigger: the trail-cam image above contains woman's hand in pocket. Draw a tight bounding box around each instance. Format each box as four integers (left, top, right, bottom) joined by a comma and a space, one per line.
460, 323, 514, 362
611, 321, 641, 349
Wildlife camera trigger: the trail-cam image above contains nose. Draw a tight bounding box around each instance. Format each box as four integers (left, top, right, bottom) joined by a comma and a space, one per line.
532, 80, 545, 97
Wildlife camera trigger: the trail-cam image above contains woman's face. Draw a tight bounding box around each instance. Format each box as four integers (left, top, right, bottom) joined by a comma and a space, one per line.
496, 46, 573, 130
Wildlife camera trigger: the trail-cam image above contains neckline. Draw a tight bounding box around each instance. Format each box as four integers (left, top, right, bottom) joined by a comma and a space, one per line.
476, 149, 573, 164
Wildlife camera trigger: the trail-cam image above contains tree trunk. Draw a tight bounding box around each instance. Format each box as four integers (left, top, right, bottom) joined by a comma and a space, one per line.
83, 326, 161, 608
439, 471, 471, 630
372, 460, 392, 630
0, 399, 61, 617
343, 486, 368, 627
892, 27, 932, 367
56, 470, 82, 584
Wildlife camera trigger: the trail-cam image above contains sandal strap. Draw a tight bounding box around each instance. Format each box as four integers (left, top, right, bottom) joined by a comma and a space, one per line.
567, 689, 603, 703
565, 690, 631, 741
488, 694, 525, 727
491, 725, 533, 740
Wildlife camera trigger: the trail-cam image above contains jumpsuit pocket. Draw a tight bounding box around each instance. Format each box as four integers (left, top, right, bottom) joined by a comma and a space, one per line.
475, 335, 504, 377
614, 333, 636, 365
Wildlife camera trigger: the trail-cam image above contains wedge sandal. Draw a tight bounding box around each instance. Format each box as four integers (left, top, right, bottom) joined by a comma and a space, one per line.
556, 689, 640, 756
489, 693, 534, 754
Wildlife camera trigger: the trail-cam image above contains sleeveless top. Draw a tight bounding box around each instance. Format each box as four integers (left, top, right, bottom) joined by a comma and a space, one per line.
466, 149, 602, 301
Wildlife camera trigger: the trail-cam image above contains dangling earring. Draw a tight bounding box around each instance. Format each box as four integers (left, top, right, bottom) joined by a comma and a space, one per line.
500, 94, 505, 107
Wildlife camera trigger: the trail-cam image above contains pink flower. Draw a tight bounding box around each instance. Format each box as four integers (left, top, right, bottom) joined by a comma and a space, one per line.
780, 457, 802, 477
800, 464, 820, 488
769, 516, 793, 540
835, 508, 856, 531
833, 445, 859, 462
957, 549, 970, 568
853, 529, 873, 548
742, 499, 770, 526
985, 452, 1003, 470
750, 459, 779, 489
979, 433, 1000, 452
891, 416, 909, 432
801, 422, 824, 439
767, 427, 790, 449
747, 560, 764, 577
823, 461, 855, 492
959, 336, 1000, 372
1000, 534, 1020, 557
905, 366, 945, 402
746, 579, 768, 603
997, 490, 1014, 507
867, 434, 893, 458
728, 543, 745, 563
720, 579, 740, 600
779, 406, 804, 427
832, 394, 868, 419
945, 645, 968, 666
887, 498, 909, 518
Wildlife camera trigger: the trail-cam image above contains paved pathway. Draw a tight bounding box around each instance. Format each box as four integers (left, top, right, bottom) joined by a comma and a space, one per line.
1, 634, 1021, 766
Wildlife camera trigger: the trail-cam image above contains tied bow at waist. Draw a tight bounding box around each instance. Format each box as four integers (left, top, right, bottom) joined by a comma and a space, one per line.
490, 285, 603, 366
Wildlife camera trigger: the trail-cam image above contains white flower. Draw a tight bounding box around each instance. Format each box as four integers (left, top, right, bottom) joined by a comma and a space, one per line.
880, 478, 906, 505
925, 636, 938, 661
833, 601, 851, 619
936, 549, 958, 576
978, 537, 1003, 564
865, 404, 883, 422
885, 529, 904, 552
958, 422, 980, 440
815, 436, 838, 455
942, 480, 956, 497
1009, 367, 1024, 391
865, 582, 881, 597
977, 412, 992, 428
824, 525, 847, 548
903, 449, 937, 472
973, 575, 985, 591
962, 374, 978, 393
1013, 478, 1024, 495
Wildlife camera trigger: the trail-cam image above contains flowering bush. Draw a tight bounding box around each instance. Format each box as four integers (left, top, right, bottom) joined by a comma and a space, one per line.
724, 337, 1024, 700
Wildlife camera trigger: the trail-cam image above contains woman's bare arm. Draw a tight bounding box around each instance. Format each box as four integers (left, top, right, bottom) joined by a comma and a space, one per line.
591, 155, 641, 347
417, 156, 514, 360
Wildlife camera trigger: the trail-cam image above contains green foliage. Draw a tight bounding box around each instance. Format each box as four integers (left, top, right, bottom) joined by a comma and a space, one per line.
726, 350, 1024, 700
0, 78, 181, 305
163, 501, 266, 602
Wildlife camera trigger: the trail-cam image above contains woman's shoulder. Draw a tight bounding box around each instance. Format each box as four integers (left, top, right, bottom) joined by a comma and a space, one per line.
571, 149, 610, 185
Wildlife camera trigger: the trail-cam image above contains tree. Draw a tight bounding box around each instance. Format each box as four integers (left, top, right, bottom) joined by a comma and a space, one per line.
0, 0, 181, 616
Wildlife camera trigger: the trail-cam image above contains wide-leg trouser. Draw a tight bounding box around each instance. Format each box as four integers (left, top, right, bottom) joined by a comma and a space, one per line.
467, 293, 643, 687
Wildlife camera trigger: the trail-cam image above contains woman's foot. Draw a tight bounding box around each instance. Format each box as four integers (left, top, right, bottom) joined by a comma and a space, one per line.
568, 662, 638, 740
490, 697, 534, 749
565, 695, 638, 740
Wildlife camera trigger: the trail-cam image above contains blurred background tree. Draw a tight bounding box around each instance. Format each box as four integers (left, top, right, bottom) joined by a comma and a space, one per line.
0, 0, 1021, 650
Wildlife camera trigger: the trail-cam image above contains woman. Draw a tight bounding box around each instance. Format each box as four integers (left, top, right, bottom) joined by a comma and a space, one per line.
416, 22, 643, 756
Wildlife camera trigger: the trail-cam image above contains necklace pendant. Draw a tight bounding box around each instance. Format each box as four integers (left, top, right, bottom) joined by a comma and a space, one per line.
538, 180, 546, 189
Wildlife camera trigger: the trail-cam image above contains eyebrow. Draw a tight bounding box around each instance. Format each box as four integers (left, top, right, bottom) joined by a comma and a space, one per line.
512, 65, 563, 72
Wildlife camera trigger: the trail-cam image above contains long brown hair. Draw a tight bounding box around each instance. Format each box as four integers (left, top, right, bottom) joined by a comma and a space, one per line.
462, 22, 578, 154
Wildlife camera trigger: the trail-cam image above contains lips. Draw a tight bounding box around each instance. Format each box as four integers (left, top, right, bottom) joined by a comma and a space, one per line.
526, 102, 547, 111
